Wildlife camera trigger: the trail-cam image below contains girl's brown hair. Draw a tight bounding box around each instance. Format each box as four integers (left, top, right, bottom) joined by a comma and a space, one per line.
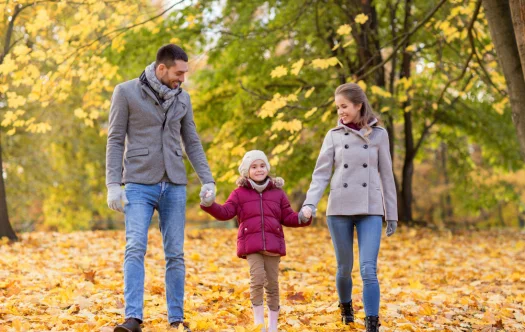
335, 83, 379, 136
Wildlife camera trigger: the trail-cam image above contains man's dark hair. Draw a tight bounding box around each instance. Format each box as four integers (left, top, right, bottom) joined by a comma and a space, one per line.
156, 44, 188, 68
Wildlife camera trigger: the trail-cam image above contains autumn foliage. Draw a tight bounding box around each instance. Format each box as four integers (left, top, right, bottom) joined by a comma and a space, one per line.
1, 227, 524, 331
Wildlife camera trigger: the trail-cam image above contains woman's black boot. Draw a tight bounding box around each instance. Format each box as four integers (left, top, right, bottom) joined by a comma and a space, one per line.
365, 316, 381, 332
338, 301, 354, 324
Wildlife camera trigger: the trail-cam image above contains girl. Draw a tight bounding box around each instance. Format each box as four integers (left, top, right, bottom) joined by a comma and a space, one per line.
200, 150, 312, 332
300, 83, 398, 332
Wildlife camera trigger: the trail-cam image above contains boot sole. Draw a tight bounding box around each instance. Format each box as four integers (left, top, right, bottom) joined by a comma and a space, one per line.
114, 327, 141, 332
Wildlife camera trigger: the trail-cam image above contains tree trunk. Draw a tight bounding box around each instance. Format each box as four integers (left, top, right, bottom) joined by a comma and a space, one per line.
510, 0, 525, 80
0, 5, 23, 241
483, 0, 525, 158
399, 0, 414, 222
0, 133, 17, 241
440, 143, 453, 221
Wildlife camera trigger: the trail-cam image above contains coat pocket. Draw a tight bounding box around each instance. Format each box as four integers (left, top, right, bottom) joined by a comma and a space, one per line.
126, 148, 149, 158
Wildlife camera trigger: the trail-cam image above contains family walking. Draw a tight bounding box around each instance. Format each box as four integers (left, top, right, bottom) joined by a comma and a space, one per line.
106, 44, 398, 332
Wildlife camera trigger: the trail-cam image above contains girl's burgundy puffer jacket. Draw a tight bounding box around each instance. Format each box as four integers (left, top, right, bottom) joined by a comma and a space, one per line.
200, 177, 312, 258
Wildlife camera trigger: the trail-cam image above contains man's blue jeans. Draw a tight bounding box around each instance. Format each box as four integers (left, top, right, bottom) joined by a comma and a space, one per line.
123, 182, 187, 323
327, 215, 382, 316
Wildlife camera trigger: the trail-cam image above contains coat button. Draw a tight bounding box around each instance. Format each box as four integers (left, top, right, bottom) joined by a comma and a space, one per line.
345, 133, 349, 136
363, 144, 368, 149
344, 164, 348, 168
155, 102, 159, 106
343, 183, 348, 188
362, 183, 367, 187
244, 228, 248, 231
363, 163, 368, 168
345, 144, 349, 149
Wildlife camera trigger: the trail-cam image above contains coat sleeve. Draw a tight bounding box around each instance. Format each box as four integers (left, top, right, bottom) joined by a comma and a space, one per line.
180, 95, 215, 184
200, 190, 239, 221
303, 131, 335, 208
280, 191, 312, 227
378, 129, 398, 221
106, 85, 128, 186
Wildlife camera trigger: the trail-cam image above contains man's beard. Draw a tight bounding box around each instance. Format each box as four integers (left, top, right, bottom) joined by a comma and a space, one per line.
160, 76, 180, 89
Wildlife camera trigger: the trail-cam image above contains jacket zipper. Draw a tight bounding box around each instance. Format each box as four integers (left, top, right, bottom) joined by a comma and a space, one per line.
259, 192, 266, 251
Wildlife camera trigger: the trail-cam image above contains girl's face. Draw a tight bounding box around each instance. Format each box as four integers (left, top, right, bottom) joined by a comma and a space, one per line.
249, 159, 268, 182
335, 94, 362, 124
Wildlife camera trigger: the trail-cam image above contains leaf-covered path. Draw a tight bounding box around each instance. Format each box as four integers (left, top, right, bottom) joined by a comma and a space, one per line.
1, 227, 524, 331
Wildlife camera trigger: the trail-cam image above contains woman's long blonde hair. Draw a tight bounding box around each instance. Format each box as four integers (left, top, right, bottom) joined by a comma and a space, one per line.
335, 83, 379, 136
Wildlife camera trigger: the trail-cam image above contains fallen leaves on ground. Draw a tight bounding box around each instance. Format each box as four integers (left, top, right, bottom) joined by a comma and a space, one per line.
0, 227, 524, 331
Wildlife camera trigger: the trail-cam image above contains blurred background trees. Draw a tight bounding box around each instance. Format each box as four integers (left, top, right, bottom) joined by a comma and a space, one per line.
1, 0, 524, 237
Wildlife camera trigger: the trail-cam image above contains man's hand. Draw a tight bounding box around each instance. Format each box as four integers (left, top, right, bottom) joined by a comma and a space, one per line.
201, 190, 215, 207
200, 183, 216, 202
107, 184, 128, 213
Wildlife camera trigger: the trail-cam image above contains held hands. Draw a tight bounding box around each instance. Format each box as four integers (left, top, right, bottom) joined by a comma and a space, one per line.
298, 204, 316, 224
386, 220, 397, 237
200, 182, 216, 207
107, 184, 128, 213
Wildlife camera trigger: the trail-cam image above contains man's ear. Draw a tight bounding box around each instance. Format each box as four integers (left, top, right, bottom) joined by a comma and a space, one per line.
156, 63, 166, 72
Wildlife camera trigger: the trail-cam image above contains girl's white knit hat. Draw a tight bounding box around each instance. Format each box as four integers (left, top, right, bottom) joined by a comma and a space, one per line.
238, 150, 270, 177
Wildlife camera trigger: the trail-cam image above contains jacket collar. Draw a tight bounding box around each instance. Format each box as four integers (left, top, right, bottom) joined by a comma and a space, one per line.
237, 176, 285, 191
244, 177, 275, 191
331, 118, 378, 142
139, 72, 183, 105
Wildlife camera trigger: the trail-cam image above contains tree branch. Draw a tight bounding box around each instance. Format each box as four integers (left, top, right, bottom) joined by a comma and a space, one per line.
355, 0, 447, 81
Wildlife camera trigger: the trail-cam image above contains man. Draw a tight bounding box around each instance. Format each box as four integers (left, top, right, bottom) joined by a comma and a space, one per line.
106, 44, 215, 332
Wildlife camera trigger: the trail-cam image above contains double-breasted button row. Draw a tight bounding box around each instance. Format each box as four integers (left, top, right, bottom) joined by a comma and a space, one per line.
343, 132, 368, 188
342, 182, 367, 187
342, 164, 368, 169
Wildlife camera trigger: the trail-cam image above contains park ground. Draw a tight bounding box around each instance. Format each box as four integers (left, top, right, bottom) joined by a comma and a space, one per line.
0, 227, 524, 331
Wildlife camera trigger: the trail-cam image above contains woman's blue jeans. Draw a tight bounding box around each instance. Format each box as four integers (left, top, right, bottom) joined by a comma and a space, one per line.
327, 215, 382, 316
123, 182, 187, 323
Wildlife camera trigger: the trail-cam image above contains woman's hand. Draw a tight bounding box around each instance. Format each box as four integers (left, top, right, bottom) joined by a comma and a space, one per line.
386, 220, 397, 237
298, 205, 315, 224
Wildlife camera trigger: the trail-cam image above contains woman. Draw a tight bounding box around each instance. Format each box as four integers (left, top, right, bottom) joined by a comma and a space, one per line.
301, 83, 398, 332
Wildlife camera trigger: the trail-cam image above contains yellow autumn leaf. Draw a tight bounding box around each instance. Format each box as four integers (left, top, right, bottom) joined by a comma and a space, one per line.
355, 13, 369, 24
311, 57, 340, 69
371, 85, 392, 98
290, 59, 305, 75
337, 24, 352, 35
74, 108, 87, 119
0, 55, 17, 76
270, 65, 288, 78
357, 80, 367, 91
305, 87, 315, 98
271, 142, 290, 155
405, 44, 417, 52
259, 94, 288, 118
342, 39, 354, 48
305, 107, 318, 119
6, 92, 26, 109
